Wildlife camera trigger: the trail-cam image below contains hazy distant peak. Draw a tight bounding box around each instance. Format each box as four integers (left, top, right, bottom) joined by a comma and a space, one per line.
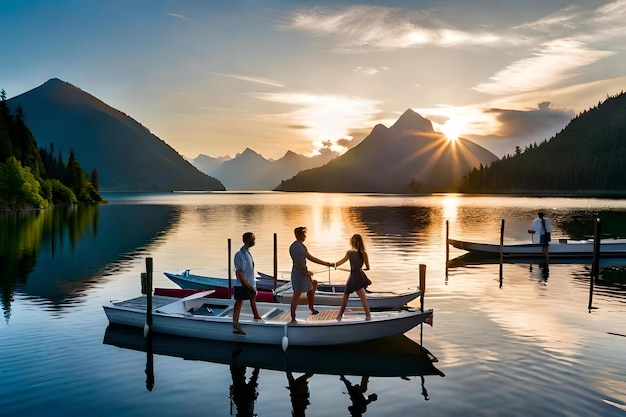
277, 150, 303, 162
194, 153, 231, 162
391, 109, 434, 133
236, 147, 260, 157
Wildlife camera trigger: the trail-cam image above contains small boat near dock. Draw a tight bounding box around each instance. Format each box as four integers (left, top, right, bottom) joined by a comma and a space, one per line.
273, 281, 421, 309
102, 290, 433, 348
448, 238, 626, 258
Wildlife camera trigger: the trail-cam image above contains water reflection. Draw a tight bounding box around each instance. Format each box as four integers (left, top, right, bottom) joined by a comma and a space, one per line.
230, 365, 260, 417
286, 371, 313, 417
103, 324, 444, 415
340, 375, 378, 416
447, 251, 626, 295
0, 204, 177, 316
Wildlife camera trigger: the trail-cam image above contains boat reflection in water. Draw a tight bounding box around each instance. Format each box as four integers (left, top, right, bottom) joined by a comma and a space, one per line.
103, 324, 444, 416
447, 252, 626, 297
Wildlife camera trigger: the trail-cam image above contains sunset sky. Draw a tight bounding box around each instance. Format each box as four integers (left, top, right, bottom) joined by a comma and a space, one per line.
2, 0, 626, 160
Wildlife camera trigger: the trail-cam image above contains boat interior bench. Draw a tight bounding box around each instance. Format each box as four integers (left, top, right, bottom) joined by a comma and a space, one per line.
261, 307, 283, 320
188, 302, 232, 317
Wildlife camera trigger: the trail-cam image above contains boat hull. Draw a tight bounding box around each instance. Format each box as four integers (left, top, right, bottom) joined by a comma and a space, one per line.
448, 238, 626, 258
164, 271, 289, 291
274, 286, 421, 309
103, 295, 433, 347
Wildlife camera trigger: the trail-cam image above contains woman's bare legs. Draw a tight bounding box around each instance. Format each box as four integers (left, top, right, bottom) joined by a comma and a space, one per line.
336, 292, 350, 321
356, 288, 371, 320
290, 291, 302, 323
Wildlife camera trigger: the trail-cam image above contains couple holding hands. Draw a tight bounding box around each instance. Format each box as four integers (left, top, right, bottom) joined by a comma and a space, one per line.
232, 227, 372, 335
289, 226, 372, 323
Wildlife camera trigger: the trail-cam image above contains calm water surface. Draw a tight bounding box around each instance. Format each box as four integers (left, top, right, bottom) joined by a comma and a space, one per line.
1, 192, 625, 416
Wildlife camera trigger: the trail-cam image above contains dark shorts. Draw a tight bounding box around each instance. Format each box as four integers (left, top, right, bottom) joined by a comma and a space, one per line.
234, 286, 251, 300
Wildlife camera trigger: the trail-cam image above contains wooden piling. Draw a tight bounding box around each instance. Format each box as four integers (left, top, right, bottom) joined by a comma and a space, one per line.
274, 233, 278, 290
228, 238, 232, 299
499, 219, 505, 281
145, 257, 153, 335
419, 264, 426, 312
589, 218, 600, 310
445, 220, 449, 277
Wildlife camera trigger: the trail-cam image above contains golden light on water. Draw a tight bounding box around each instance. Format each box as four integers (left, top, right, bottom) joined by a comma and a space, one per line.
441, 194, 460, 222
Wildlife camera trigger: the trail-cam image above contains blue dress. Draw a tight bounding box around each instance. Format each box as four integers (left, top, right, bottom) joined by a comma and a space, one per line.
345, 250, 371, 294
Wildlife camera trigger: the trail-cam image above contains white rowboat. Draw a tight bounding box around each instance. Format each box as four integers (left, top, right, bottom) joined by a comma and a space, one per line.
273, 281, 421, 309
103, 291, 433, 347
448, 238, 626, 258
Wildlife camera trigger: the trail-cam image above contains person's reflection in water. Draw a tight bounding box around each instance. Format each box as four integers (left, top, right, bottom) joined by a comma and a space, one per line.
539, 262, 550, 283
529, 262, 550, 284
229, 365, 260, 417
340, 375, 377, 416
286, 371, 313, 417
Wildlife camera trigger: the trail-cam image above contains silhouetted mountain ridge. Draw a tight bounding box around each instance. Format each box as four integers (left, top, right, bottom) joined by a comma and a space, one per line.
276, 109, 499, 193
7, 79, 224, 192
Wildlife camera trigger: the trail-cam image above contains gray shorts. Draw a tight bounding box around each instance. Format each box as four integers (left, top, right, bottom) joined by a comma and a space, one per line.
291, 271, 313, 293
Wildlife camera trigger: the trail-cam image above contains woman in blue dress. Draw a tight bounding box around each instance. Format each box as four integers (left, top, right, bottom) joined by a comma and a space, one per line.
334, 234, 372, 321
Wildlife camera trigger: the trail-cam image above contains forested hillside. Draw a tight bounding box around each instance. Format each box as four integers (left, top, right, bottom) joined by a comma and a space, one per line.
0, 89, 101, 209
461, 91, 626, 194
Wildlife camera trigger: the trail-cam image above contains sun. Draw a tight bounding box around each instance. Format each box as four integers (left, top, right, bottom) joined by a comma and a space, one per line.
439, 119, 463, 142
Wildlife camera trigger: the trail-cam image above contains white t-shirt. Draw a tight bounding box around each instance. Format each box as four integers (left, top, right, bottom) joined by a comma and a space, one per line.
530, 217, 552, 243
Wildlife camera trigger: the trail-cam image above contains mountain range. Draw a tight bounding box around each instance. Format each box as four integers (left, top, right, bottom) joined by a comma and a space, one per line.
276, 109, 499, 193
6, 78, 499, 193
192, 148, 337, 190
7, 79, 224, 192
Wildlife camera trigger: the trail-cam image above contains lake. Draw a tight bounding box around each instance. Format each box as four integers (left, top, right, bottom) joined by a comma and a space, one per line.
1, 192, 625, 416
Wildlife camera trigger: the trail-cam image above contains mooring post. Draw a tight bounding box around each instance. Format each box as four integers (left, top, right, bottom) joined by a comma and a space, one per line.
274, 233, 278, 290
144, 257, 153, 337
445, 220, 449, 277
499, 219, 505, 280
228, 238, 232, 299
419, 264, 426, 312
589, 218, 600, 310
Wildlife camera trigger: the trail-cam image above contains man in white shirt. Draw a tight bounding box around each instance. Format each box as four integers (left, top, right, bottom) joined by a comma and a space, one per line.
528, 211, 552, 262
233, 232, 263, 335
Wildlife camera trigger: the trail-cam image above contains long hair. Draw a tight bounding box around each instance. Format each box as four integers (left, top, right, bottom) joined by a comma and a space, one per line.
350, 234, 366, 260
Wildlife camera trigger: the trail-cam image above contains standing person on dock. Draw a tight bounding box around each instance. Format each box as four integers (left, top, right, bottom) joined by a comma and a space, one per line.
289, 226, 334, 323
528, 210, 552, 263
334, 234, 372, 321
233, 232, 263, 335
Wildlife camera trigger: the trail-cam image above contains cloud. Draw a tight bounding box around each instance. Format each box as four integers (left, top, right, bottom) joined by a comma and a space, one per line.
473, 39, 616, 95
252, 91, 382, 153
465, 103, 574, 156
514, 5, 581, 31
167, 13, 190, 21
354, 66, 388, 75
486, 102, 574, 139
209, 72, 285, 88
282, 5, 501, 51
